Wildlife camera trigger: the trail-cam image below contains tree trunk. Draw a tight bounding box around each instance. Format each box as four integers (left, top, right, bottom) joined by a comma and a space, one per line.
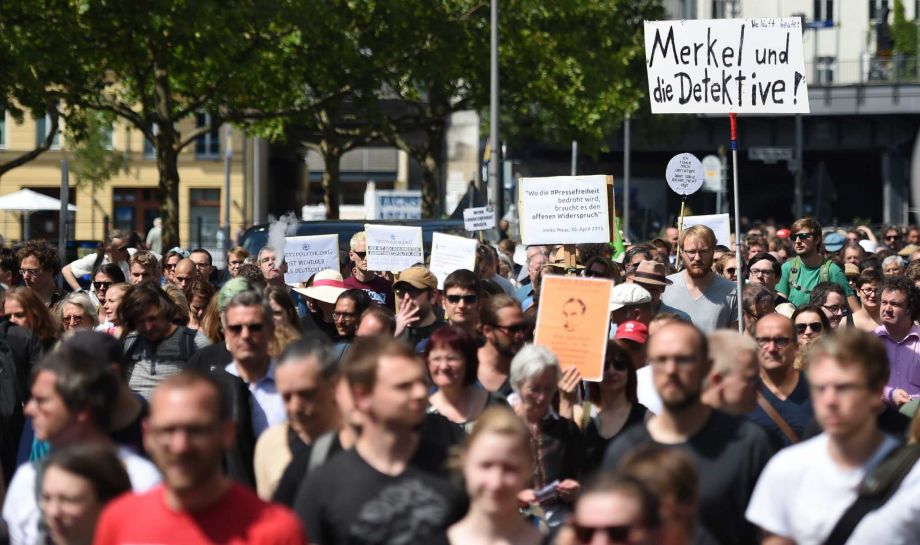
321, 144, 342, 219
420, 150, 440, 218
155, 128, 181, 250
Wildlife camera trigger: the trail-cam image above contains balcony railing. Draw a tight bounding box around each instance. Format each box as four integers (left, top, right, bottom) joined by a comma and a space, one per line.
809, 55, 920, 87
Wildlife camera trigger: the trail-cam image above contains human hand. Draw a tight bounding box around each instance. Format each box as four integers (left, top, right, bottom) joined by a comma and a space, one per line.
558, 367, 582, 400
394, 294, 420, 337
517, 489, 537, 507
556, 479, 580, 502
892, 389, 911, 406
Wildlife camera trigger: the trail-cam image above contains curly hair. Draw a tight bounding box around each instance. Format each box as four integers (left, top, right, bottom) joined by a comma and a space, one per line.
16, 240, 61, 275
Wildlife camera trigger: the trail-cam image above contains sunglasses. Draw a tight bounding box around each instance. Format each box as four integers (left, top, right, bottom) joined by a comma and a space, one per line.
725, 267, 737, 275
225, 322, 265, 335
353, 251, 367, 259
583, 269, 609, 278
572, 523, 632, 543
885, 235, 899, 240
494, 323, 526, 335
756, 336, 792, 348
791, 233, 814, 241
446, 294, 478, 304
93, 281, 113, 290
795, 322, 823, 334
606, 358, 629, 372
164, 264, 177, 271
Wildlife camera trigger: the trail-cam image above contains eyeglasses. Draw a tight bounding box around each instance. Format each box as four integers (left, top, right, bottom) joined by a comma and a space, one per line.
822, 304, 847, 315
750, 268, 774, 276
885, 235, 899, 240
62, 315, 83, 325
583, 268, 609, 278
225, 322, 265, 334
755, 336, 792, 348
572, 523, 632, 543
164, 264, 177, 271
353, 251, 367, 259
860, 287, 877, 294
725, 267, 737, 275
93, 281, 113, 291
493, 323, 526, 335
19, 268, 41, 277
795, 322, 823, 334
332, 312, 357, 321
649, 354, 697, 367
791, 233, 814, 241
446, 294, 478, 305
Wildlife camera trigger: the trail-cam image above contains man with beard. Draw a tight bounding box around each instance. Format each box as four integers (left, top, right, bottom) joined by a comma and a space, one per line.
93, 371, 306, 545
296, 336, 466, 544
777, 218, 856, 310
661, 225, 738, 333
477, 294, 526, 397
603, 322, 777, 545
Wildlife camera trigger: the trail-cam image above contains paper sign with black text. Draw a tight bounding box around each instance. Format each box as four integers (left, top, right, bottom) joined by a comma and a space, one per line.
534, 275, 613, 382
364, 224, 424, 272
463, 206, 496, 231
428, 232, 479, 289
666, 153, 704, 196
283, 234, 340, 285
644, 18, 809, 114
518, 175, 610, 245
681, 213, 731, 247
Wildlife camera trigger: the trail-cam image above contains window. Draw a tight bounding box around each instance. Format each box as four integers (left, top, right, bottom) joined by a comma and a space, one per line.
194, 113, 220, 159
144, 123, 158, 159
814, 0, 834, 22
712, 0, 727, 18
870, 0, 890, 21
711, 0, 739, 18
35, 113, 61, 150
815, 56, 836, 84
189, 188, 221, 247
0, 110, 6, 149
113, 188, 160, 234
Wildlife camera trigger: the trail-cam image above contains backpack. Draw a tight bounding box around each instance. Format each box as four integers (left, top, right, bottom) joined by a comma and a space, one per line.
122, 327, 199, 380
788, 256, 832, 296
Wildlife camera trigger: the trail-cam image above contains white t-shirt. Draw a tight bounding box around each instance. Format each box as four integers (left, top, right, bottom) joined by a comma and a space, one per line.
68, 252, 131, 279
2, 446, 161, 545
635, 365, 662, 415
746, 433, 920, 545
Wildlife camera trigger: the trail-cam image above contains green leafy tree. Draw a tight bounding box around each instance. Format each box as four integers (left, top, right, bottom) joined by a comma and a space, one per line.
64, 111, 127, 192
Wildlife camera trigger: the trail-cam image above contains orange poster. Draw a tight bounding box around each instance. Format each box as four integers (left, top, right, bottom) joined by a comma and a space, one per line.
534, 275, 613, 382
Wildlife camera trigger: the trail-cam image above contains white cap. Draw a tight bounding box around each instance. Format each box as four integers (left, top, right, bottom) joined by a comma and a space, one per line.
609, 283, 652, 312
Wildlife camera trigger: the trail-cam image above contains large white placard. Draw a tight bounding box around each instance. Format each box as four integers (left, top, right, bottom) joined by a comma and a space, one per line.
518, 175, 610, 245
429, 232, 478, 289
364, 224, 424, 272
375, 190, 422, 220
463, 206, 496, 231
283, 234, 340, 285
644, 18, 809, 114
681, 213, 731, 248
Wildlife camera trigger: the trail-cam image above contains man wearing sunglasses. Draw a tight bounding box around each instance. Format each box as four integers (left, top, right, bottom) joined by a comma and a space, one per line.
560, 474, 662, 545
748, 314, 813, 447
777, 218, 856, 310
478, 294, 525, 397
344, 231, 395, 310
442, 269, 481, 335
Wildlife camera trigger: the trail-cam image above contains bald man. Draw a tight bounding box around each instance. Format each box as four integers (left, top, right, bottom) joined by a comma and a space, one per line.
173, 259, 198, 295
747, 313, 814, 447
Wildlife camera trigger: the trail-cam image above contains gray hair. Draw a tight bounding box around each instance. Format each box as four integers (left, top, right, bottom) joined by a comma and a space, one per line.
56, 292, 100, 328
510, 344, 560, 394
278, 335, 338, 380
220, 290, 273, 328
882, 255, 903, 269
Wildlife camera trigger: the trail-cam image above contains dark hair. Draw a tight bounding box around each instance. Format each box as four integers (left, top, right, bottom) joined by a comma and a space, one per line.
617, 444, 698, 512
624, 244, 654, 265
121, 283, 179, 330
583, 255, 622, 282
279, 334, 338, 379
857, 269, 882, 289
424, 325, 479, 386
480, 293, 520, 327
791, 304, 832, 335
881, 276, 920, 320
906, 261, 920, 285
359, 306, 396, 336
443, 269, 480, 294
238, 263, 265, 289
188, 280, 215, 305
742, 284, 775, 317
0, 247, 16, 275
746, 252, 781, 277
93, 262, 126, 284
336, 289, 373, 317
43, 443, 132, 504
17, 240, 61, 274
33, 349, 118, 430
264, 285, 301, 331
809, 281, 847, 308
587, 340, 638, 404
190, 248, 213, 266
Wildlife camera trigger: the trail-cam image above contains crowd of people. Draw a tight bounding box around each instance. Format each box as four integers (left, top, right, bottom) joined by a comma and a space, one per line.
0, 219, 918, 545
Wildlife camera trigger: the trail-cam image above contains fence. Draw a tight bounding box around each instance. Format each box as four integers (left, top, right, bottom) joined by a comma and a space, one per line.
809, 55, 920, 87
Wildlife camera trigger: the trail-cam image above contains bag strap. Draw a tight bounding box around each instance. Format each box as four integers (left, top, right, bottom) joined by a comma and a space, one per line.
820, 259, 832, 284
308, 431, 336, 472
823, 443, 920, 545
789, 256, 802, 288
756, 392, 800, 444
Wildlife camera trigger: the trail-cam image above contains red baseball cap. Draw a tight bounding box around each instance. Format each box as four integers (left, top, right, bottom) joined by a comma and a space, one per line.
615, 320, 648, 344
776, 228, 791, 239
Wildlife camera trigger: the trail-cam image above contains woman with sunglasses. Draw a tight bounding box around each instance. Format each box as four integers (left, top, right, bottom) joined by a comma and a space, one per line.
425, 326, 507, 433
447, 407, 543, 545
55, 293, 99, 336
580, 341, 647, 476
790, 304, 830, 371
715, 253, 738, 283
90, 263, 126, 323
582, 255, 622, 283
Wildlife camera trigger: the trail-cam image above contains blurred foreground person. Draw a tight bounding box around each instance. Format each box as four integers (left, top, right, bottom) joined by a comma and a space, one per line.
555, 474, 662, 545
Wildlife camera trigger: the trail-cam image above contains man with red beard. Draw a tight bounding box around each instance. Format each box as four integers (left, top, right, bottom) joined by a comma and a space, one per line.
661, 224, 738, 333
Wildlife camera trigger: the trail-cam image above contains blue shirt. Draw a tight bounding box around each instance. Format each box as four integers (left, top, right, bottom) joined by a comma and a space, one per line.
225, 359, 286, 437
747, 373, 813, 447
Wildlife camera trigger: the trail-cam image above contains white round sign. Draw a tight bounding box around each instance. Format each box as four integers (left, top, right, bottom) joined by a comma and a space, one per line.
701, 155, 722, 192
665, 153, 704, 196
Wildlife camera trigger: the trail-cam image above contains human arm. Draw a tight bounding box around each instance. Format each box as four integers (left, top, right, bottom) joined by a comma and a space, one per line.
394, 296, 420, 339
61, 264, 84, 291
557, 367, 581, 422
761, 532, 795, 545
856, 225, 878, 244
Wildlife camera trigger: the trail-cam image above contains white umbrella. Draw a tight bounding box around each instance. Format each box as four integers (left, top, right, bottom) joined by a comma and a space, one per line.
0, 188, 77, 241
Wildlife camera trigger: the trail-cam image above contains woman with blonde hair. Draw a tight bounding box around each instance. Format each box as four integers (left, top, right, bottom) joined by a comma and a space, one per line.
447, 407, 543, 545
99, 283, 132, 339
4, 286, 58, 352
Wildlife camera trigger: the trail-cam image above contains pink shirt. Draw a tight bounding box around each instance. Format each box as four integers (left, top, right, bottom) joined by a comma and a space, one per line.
875, 324, 920, 401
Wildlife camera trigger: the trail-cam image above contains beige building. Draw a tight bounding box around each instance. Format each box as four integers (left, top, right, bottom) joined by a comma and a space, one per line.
0, 111, 247, 253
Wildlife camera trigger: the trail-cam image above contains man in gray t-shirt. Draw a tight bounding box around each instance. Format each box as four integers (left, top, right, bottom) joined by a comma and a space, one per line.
661, 225, 738, 333
121, 283, 198, 399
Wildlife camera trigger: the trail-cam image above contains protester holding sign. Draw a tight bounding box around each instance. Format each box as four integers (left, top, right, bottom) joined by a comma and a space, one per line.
344, 232, 395, 309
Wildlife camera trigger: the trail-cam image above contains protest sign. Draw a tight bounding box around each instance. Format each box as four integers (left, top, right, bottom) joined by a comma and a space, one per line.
463, 206, 496, 231
518, 175, 610, 245
429, 232, 478, 288
534, 275, 613, 382
364, 224, 424, 272
375, 190, 422, 220
283, 234, 340, 285
682, 213, 731, 247
644, 18, 809, 114
666, 153, 704, 196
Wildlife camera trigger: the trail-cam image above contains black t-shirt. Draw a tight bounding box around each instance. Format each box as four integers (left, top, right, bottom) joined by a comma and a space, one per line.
273, 433, 344, 507
533, 415, 585, 487
602, 409, 777, 545
582, 403, 647, 477
294, 437, 466, 545
110, 395, 149, 456
405, 319, 447, 351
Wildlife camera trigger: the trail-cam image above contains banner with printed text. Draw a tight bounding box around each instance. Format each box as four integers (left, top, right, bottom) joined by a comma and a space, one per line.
644, 18, 809, 114
283, 234, 340, 285
364, 224, 424, 272
518, 175, 610, 245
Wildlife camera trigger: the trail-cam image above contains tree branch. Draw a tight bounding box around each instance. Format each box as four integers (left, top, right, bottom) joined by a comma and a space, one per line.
0, 103, 59, 176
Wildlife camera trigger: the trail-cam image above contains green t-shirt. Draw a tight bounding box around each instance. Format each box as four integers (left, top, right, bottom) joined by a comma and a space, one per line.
777, 258, 853, 307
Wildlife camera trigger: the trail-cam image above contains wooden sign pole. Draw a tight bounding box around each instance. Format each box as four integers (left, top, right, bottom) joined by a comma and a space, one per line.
674, 196, 687, 271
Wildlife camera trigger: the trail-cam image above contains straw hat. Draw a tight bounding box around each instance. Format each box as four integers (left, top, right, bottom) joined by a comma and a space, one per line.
293, 269, 347, 303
